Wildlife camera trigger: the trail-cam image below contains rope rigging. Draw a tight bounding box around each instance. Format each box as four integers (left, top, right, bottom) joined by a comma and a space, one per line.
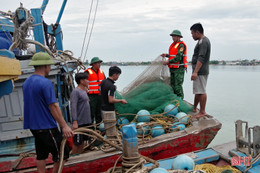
80, 0, 94, 59
81, 0, 99, 63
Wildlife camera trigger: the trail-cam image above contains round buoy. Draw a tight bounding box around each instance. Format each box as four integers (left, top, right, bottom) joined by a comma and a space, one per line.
99, 122, 105, 132
171, 122, 186, 132
150, 167, 168, 173
151, 125, 165, 137
117, 117, 129, 127
137, 109, 151, 122
171, 154, 194, 170
164, 104, 178, 116
137, 122, 150, 135
175, 112, 189, 124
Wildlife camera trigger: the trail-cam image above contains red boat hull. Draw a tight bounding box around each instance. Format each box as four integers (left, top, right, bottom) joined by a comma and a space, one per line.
0, 116, 221, 173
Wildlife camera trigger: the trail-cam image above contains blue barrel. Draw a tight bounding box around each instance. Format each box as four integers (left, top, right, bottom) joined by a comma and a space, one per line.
130, 122, 137, 127
117, 117, 129, 127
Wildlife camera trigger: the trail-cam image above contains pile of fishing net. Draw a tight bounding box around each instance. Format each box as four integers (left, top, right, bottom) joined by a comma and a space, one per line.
116, 81, 192, 119
115, 56, 193, 121
109, 56, 193, 140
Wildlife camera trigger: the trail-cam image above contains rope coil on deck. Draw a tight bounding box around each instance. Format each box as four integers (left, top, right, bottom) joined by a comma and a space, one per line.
106, 155, 159, 173
58, 128, 159, 173
195, 163, 242, 173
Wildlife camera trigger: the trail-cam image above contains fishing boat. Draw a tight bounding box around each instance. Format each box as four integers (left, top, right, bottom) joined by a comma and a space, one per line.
0, 1, 221, 172
142, 120, 260, 173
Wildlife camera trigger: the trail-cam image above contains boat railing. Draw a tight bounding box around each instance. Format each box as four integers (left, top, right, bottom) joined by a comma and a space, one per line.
235, 120, 260, 158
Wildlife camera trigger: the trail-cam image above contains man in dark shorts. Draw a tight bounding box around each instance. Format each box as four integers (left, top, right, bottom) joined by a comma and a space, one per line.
70, 73, 92, 154
23, 52, 73, 173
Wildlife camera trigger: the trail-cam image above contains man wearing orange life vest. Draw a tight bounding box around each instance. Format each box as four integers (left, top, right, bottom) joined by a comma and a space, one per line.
84, 57, 105, 124
161, 29, 187, 99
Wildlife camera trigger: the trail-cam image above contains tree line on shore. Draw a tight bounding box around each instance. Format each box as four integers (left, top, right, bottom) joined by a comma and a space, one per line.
84, 59, 260, 66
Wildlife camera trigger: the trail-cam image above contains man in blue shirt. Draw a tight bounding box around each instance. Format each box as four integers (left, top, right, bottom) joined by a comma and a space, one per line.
23, 52, 73, 173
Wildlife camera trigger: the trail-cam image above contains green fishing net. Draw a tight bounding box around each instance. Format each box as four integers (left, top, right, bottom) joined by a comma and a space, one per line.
115, 56, 193, 121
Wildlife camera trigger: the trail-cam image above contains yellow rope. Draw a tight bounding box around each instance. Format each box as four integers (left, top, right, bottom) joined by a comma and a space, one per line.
195, 163, 242, 173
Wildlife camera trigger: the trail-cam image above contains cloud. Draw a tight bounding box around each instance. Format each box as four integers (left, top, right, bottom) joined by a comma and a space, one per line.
2, 0, 260, 61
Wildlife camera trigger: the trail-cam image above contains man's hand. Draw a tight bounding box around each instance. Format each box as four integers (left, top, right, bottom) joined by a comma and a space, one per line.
191, 72, 198, 81
163, 60, 169, 65
121, 99, 128, 104
72, 121, 78, 130
160, 53, 167, 57
62, 125, 74, 138
49, 102, 74, 138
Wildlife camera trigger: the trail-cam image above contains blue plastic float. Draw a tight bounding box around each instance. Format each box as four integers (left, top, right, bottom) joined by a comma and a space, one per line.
164, 104, 178, 116
137, 109, 151, 122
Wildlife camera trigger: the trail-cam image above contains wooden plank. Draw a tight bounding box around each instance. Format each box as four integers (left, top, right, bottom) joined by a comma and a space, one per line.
194, 148, 220, 164
212, 141, 236, 157
144, 148, 220, 169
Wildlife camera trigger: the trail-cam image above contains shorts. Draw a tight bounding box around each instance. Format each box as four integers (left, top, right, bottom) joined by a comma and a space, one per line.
193, 75, 208, 94
31, 128, 70, 162
73, 124, 91, 146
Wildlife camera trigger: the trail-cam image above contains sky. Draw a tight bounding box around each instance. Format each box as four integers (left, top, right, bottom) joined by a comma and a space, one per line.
2, 0, 260, 62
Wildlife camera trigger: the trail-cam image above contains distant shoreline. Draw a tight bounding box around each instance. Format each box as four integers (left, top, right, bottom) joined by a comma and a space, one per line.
84, 61, 260, 66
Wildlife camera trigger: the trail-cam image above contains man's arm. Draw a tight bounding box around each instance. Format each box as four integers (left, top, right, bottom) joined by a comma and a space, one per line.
191, 60, 202, 81
70, 90, 78, 130
107, 85, 127, 104
108, 96, 127, 104
191, 38, 209, 81
49, 103, 73, 138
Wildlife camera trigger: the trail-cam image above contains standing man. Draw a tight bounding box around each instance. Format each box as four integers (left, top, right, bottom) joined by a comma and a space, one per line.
100, 66, 127, 112
100, 66, 127, 140
84, 57, 105, 125
190, 23, 211, 118
23, 52, 73, 173
70, 73, 92, 154
161, 29, 188, 99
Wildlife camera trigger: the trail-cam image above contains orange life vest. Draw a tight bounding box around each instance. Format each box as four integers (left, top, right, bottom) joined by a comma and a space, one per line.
168, 41, 188, 69
84, 68, 105, 94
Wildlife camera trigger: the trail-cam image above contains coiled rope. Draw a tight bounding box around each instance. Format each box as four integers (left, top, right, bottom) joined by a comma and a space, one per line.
58, 128, 159, 173
12, 5, 34, 51
8, 5, 86, 74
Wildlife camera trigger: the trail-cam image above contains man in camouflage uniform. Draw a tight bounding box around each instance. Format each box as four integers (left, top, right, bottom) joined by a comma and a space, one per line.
161, 29, 188, 99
